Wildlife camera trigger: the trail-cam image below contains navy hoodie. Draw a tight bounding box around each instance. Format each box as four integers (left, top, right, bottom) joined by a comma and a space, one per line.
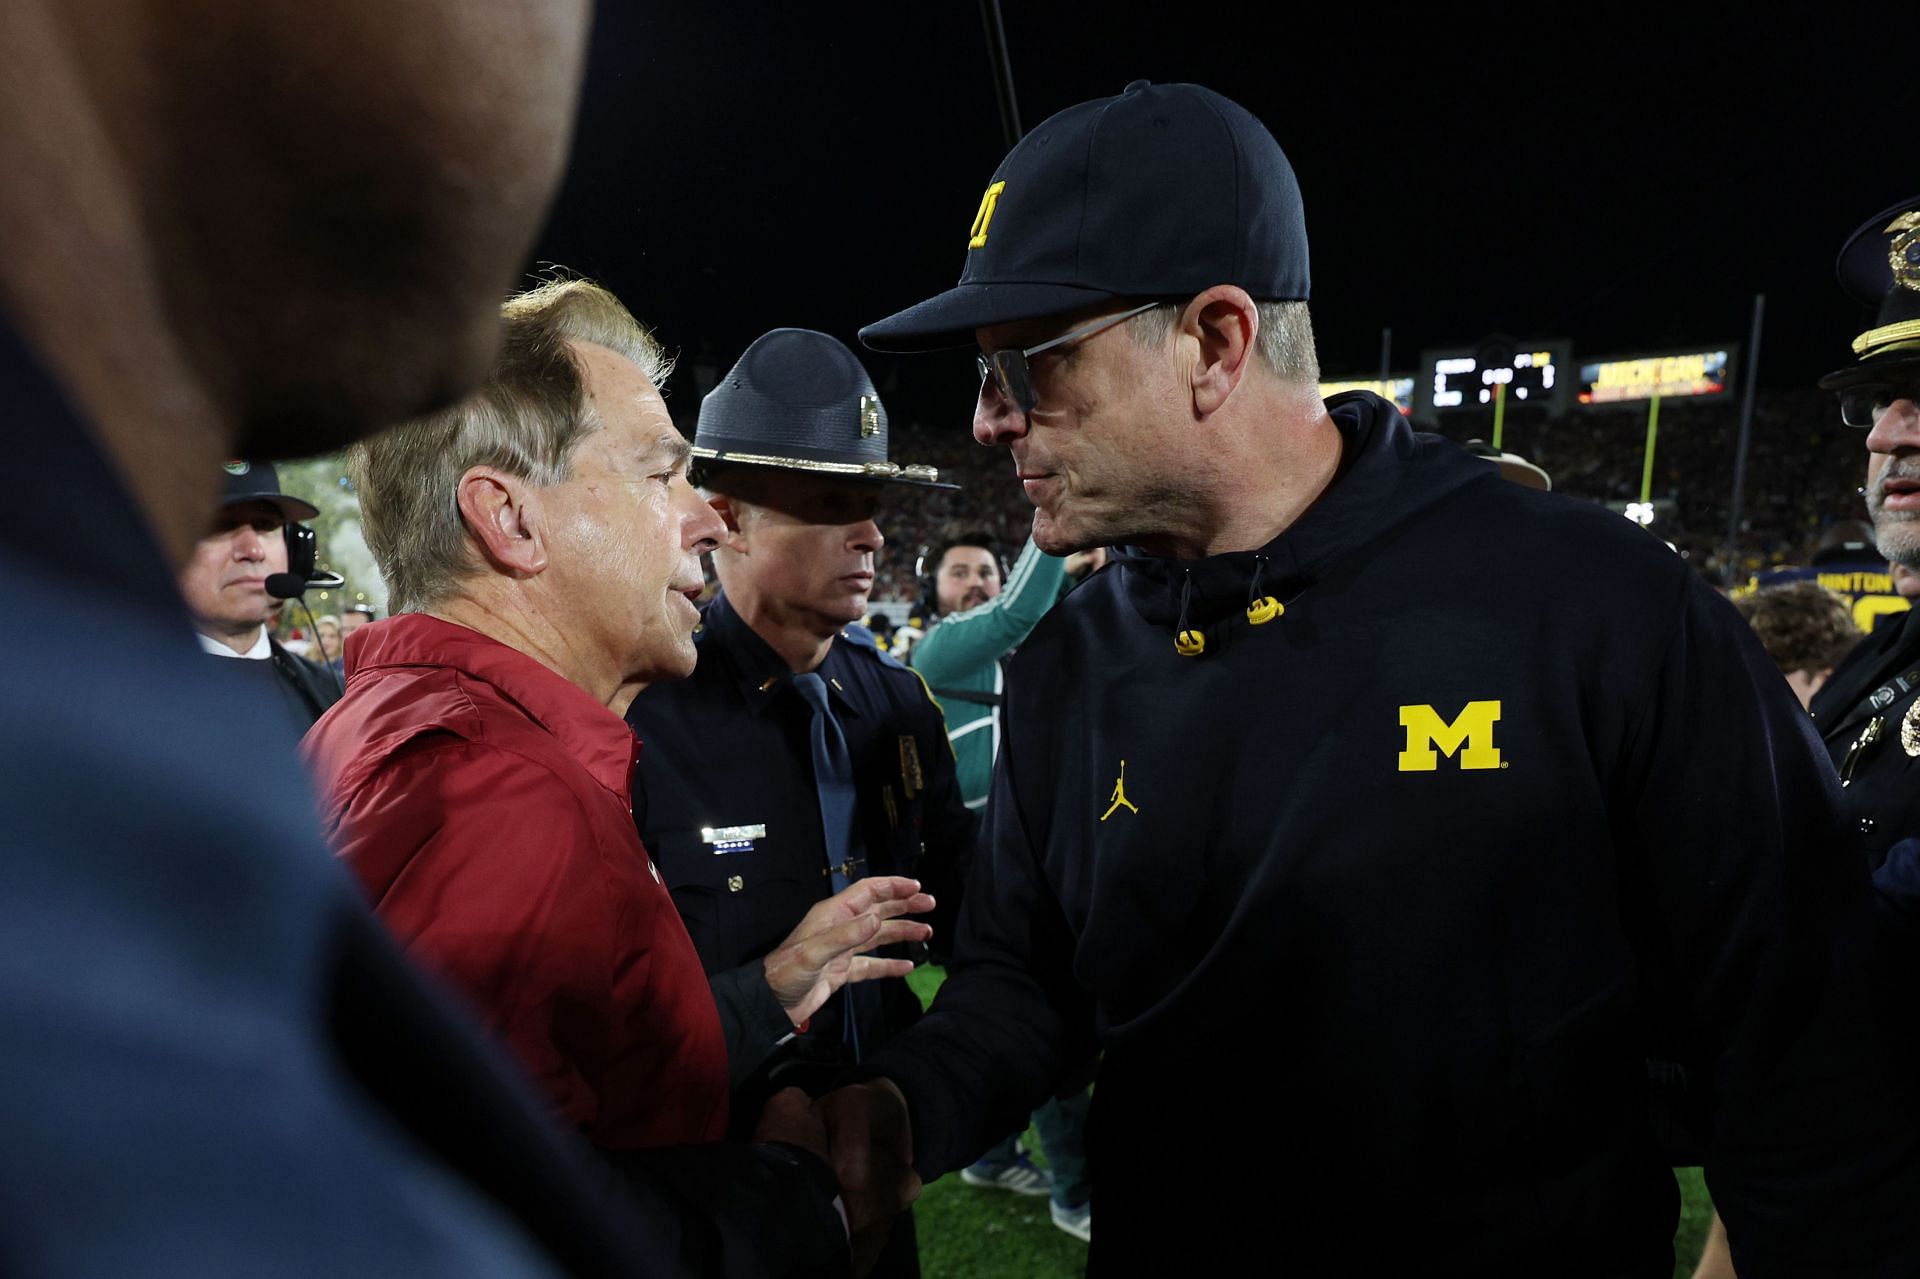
866, 392, 1920, 1277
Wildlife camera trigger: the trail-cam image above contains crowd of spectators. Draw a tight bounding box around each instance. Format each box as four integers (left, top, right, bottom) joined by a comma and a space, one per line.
866, 423, 1031, 604
1422, 387, 1864, 586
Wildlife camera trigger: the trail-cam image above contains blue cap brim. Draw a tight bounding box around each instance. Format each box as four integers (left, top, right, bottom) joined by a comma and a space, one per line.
858, 280, 1129, 353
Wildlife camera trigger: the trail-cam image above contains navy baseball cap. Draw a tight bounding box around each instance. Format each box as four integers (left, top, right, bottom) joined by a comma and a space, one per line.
692, 329, 956, 489
219, 460, 317, 521
1819, 195, 1920, 389
860, 81, 1310, 353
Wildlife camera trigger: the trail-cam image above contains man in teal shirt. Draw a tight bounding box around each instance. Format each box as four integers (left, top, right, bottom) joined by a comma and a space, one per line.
909, 532, 1100, 1240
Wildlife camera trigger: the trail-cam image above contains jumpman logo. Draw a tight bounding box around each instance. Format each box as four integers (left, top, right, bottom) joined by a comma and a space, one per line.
1101, 759, 1139, 822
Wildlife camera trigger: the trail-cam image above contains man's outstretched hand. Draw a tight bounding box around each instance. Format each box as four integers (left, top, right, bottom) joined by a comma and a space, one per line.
816, 1078, 921, 1276
763, 877, 935, 1026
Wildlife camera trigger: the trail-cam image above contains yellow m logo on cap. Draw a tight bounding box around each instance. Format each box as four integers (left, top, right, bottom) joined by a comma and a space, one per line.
968, 181, 1006, 249
1398, 701, 1503, 771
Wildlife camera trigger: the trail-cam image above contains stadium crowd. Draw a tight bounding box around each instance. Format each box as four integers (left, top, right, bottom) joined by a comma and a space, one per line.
1436, 388, 1869, 586
845, 388, 1872, 607
12, 9, 1920, 1279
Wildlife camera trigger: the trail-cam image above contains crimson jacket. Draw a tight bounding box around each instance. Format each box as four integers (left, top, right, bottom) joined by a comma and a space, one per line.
306, 614, 729, 1150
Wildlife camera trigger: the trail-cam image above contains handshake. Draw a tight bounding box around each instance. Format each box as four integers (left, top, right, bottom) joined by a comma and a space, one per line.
756, 1078, 919, 1276
751, 874, 936, 1272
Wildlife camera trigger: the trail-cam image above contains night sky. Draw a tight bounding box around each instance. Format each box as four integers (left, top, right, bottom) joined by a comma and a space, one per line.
531, 4, 1915, 428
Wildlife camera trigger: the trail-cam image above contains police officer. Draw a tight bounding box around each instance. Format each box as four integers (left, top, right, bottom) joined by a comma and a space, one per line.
1809, 196, 1920, 867
178, 461, 340, 734
626, 328, 976, 1277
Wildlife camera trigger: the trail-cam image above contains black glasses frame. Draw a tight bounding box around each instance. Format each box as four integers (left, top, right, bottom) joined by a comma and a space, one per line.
1838, 376, 1920, 429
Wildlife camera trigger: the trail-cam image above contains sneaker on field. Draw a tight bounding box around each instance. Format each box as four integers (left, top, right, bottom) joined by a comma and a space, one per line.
958, 1151, 1053, 1196
1050, 1199, 1091, 1243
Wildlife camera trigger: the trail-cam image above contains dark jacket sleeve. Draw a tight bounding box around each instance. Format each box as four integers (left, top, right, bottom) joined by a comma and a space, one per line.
271, 637, 342, 722
1625, 575, 1920, 1275
862, 721, 1095, 1175
709, 959, 799, 1087
905, 681, 978, 961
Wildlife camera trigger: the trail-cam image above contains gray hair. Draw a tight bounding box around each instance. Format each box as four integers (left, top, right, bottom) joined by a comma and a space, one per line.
1129, 298, 1319, 383
346, 277, 672, 614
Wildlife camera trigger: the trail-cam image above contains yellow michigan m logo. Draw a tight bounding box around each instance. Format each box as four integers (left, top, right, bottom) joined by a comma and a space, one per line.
968, 181, 1006, 249
1398, 701, 1502, 771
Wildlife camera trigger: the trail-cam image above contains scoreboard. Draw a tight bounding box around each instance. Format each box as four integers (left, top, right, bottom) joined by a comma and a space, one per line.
1416, 338, 1572, 417
1320, 376, 1414, 415
1576, 348, 1734, 405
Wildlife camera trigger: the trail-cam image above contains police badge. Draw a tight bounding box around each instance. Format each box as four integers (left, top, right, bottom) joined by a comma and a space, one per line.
1888, 210, 1920, 294
1903, 698, 1920, 758
898, 735, 924, 799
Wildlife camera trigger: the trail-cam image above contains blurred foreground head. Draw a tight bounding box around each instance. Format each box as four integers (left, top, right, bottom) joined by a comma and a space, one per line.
0, 0, 594, 494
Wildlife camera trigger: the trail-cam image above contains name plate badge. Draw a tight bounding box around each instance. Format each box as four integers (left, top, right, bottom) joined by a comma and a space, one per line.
702, 823, 766, 855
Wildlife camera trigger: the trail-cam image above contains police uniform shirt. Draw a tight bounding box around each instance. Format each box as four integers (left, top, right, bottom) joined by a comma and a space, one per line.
625, 589, 976, 1095
195, 625, 340, 738
1810, 602, 1920, 861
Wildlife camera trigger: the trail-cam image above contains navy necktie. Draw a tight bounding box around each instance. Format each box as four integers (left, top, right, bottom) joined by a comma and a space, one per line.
791, 671, 868, 1058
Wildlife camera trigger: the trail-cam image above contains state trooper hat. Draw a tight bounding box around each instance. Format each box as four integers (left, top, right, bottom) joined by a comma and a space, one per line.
860, 81, 1310, 353
692, 329, 957, 489
219, 459, 318, 521
1819, 194, 1920, 390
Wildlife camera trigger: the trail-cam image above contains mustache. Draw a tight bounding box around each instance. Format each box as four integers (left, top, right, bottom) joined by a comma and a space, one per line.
1873, 460, 1920, 502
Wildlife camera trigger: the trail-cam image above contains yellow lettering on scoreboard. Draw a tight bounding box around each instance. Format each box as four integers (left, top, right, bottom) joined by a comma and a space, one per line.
1582, 351, 1730, 403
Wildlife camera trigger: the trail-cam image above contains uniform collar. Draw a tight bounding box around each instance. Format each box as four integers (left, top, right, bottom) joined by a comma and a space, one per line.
1812, 604, 1920, 738
197, 626, 272, 659
347, 613, 639, 795
702, 590, 862, 718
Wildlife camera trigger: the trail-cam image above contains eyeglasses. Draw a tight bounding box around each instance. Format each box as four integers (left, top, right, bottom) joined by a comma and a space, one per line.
1838, 377, 1920, 428
976, 301, 1162, 414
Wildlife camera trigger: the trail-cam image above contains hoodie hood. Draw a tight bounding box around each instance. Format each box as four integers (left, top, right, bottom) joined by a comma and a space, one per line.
1112, 391, 1496, 647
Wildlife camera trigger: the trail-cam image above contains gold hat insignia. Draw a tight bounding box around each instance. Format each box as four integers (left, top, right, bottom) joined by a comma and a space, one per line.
1886, 211, 1920, 293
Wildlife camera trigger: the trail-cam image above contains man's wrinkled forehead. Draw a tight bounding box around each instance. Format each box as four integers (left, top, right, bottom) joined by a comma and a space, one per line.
641, 429, 692, 472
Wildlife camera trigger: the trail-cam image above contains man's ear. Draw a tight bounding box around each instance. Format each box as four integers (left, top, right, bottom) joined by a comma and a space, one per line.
1182, 285, 1260, 417
706, 491, 754, 555
456, 466, 548, 578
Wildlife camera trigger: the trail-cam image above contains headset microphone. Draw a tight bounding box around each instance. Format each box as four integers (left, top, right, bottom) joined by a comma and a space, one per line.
265, 569, 344, 599
265, 572, 347, 699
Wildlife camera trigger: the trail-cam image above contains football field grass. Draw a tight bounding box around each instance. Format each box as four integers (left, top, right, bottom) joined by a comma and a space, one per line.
904, 966, 1716, 1279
